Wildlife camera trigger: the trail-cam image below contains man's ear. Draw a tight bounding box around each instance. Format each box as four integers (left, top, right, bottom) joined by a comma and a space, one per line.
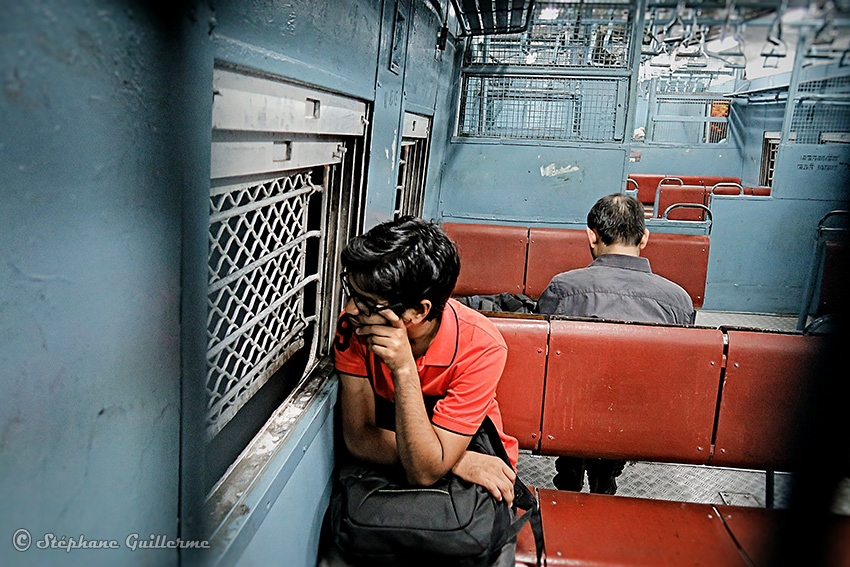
586, 227, 599, 250
638, 228, 649, 250
407, 299, 432, 324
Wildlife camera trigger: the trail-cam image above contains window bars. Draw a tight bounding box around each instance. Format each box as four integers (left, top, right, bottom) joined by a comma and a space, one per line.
457, 1, 636, 142
395, 113, 431, 218
451, 0, 536, 37
458, 75, 625, 140
207, 67, 368, 439
648, 96, 731, 144
788, 75, 850, 145
206, 172, 323, 437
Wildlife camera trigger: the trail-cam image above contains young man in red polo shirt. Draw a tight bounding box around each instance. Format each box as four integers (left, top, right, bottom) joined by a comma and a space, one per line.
333, 216, 518, 506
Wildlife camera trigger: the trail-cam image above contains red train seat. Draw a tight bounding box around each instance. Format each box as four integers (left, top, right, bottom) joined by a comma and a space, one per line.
489, 315, 548, 451
442, 222, 528, 296
657, 183, 708, 220
628, 173, 667, 205
643, 232, 709, 309
541, 320, 723, 463
711, 330, 826, 470
518, 491, 750, 567
524, 227, 593, 299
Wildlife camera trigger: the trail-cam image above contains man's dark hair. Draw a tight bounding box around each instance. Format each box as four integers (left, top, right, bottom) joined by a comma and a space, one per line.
586, 193, 646, 247
341, 216, 460, 321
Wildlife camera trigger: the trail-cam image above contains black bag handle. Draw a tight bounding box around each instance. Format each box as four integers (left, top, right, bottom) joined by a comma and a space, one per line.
476, 416, 545, 567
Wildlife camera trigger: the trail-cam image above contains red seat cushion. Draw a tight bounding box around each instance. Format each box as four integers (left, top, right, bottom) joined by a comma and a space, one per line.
643, 232, 709, 309
717, 505, 850, 567
628, 174, 668, 205
657, 184, 707, 220
522, 490, 749, 567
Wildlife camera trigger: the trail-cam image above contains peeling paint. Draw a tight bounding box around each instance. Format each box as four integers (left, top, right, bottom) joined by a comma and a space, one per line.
390, 129, 398, 171
540, 163, 579, 177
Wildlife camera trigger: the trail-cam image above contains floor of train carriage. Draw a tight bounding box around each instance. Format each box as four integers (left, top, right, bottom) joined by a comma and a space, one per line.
516, 310, 850, 516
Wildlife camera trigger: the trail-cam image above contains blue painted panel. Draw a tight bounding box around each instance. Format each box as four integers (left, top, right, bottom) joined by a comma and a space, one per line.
736, 100, 785, 186
1, 2, 182, 566
772, 144, 850, 201
213, 0, 382, 101
439, 142, 628, 225
405, 1, 442, 111
628, 145, 743, 178
703, 196, 848, 313
233, 394, 336, 567
365, 0, 410, 228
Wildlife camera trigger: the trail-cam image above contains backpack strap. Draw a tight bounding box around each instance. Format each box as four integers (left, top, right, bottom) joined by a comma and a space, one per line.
478, 417, 545, 567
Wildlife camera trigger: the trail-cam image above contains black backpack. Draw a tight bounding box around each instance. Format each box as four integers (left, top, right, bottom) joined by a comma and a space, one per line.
329, 416, 544, 567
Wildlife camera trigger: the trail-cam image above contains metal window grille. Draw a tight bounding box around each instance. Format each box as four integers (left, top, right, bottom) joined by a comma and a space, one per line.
760, 133, 780, 187
465, 2, 633, 68
206, 68, 368, 439
395, 113, 431, 218
797, 75, 850, 95
787, 75, 850, 144
650, 97, 731, 144
206, 172, 322, 436
458, 75, 624, 141
788, 99, 850, 144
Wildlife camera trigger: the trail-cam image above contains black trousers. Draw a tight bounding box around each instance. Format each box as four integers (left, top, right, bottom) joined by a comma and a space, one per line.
554, 456, 626, 494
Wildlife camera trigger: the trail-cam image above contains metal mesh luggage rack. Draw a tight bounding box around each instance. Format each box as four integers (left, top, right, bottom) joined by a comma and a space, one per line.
458, 74, 624, 140
465, 1, 633, 68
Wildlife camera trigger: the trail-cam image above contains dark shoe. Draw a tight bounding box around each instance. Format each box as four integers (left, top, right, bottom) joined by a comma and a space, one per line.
590, 475, 617, 495
553, 472, 584, 491
553, 456, 585, 491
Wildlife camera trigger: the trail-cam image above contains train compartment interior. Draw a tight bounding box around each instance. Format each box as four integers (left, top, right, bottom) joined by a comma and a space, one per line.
2, 1, 849, 567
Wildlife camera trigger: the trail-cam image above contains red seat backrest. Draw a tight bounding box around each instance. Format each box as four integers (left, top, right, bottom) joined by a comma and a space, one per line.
643, 232, 709, 309
525, 228, 708, 309
700, 175, 740, 187
628, 174, 667, 205
712, 331, 825, 470
657, 184, 707, 220
443, 222, 528, 296
489, 315, 548, 451
541, 320, 724, 464
525, 227, 592, 299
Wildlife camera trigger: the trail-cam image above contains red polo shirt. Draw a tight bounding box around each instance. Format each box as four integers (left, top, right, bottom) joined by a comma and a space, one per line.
334, 298, 519, 467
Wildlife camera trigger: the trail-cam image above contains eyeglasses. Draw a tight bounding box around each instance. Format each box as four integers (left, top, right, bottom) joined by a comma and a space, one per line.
340, 274, 404, 317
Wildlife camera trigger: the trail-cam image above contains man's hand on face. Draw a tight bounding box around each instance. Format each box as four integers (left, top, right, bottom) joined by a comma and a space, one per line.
354, 308, 415, 373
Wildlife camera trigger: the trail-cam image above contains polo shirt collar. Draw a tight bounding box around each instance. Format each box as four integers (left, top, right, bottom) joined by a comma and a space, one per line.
418, 300, 459, 367
591, 253, 652, 273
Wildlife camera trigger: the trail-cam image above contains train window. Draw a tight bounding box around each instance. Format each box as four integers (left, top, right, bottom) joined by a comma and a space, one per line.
456, 1, 635, 142
647, 96, 732, 144
760, 132, 781, 187
395, 112, 431, 218
789, 75, 850, 145
205, 66, 368, 483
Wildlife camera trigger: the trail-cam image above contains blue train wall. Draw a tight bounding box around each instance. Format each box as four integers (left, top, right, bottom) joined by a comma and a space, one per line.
1, 2, 847, 567
2, 1, 460, 566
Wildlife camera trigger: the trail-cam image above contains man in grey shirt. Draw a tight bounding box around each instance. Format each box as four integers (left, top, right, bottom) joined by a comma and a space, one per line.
537, 193, 695, 494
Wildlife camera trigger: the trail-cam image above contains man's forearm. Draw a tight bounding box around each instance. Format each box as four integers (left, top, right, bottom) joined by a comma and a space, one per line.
392, 364, 452, 485
343, 423, 399, 465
